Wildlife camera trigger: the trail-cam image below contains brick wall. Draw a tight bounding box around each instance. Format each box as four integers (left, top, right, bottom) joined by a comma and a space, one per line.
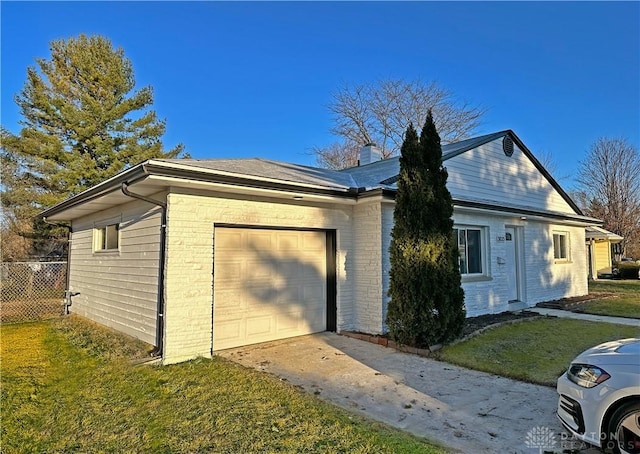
161, 189, 587, 363
163, 191, 354, 364
352, 200, 384, 334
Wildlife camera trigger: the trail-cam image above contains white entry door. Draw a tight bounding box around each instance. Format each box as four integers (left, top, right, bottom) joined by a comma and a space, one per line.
213, 227, 327, 350
505, 227, 520, 302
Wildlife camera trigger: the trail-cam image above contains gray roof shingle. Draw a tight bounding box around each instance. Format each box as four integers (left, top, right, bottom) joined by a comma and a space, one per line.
160, 131, 512, 191
159, 158, 356, 189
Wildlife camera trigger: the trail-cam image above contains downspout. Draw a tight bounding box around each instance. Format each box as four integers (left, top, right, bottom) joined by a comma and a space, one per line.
42, 218, 77, 314
121, 182, 167, 359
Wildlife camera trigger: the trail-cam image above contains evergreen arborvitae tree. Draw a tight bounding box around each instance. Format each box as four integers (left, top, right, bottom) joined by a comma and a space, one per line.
1, 34, 185, 257
386, 110, 465, 347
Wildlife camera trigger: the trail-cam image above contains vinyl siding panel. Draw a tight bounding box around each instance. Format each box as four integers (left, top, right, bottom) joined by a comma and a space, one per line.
68, 198, 162, 345
445, 139, 575, 214
593, 241, 613, 275
379, 208, 588, 319
524, 223, 587, 304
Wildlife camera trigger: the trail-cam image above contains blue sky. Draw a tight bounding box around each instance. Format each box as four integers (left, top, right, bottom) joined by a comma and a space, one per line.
2, 1, 639, 187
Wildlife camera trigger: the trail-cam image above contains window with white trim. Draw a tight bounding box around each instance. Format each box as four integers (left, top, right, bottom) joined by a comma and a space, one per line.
553, 231, 570, 261
454, 227, 485, 275
94, 224, 119, 251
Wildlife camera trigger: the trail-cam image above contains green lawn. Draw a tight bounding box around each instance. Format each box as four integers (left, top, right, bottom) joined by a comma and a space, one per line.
1, 317, 444, 454
588, 279, 640, 295
438, 318, 640, 386
583, 280, 640, 319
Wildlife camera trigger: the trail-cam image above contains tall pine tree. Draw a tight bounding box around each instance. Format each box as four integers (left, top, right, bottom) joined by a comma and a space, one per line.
386, 110, 465, 347
1, 34, 185, 257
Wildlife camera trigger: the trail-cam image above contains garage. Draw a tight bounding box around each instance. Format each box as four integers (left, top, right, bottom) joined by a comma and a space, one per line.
213, 226, 335, 350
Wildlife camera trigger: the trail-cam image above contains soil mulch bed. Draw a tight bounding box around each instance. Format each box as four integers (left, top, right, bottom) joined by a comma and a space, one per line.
462, 292, 619, 337
462, 311, 539, 337
345, 293, 621, 352
534, 292, 616, 312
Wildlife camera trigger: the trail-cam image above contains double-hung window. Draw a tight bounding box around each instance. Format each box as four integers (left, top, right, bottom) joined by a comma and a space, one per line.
94, 223, 119, 252
455, 227, 484, 275
553, 231, 570, 261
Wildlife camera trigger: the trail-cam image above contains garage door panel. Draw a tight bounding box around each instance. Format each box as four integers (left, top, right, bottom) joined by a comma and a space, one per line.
214, 227, 327, 350
303, 284, 325, 300
247, 260, 275, 280
215, 260, 244, 282
278, 260, 300, 279
302, 232, 325, 251
246, 315, 273, 337
276, 312, 300, 332
306, 310, 326, 328
216, 231, 244, 249
247, 232, 273, 249
246, 287, 281, 307
304, 268, 325, 281
215, 319, 244, 343
277, 233, 301, 250
214, 289, 244, 309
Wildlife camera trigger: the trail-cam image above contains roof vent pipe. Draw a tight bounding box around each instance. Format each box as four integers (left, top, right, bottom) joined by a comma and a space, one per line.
359, 143, 382, 166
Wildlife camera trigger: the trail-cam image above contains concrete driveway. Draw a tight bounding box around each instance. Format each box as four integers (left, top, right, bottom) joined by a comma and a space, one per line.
218, 333, 594, 453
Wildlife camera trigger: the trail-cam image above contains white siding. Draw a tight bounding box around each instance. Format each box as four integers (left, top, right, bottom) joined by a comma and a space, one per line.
379, 208, 588, 319
68, 199, 162, 345
445, 138, 575, 214
523, 223, 587, 305
163, 190, 354, 364
454, 212, 586, 316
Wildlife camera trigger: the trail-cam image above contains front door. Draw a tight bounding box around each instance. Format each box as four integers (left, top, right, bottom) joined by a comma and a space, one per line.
505, 227, 520, 302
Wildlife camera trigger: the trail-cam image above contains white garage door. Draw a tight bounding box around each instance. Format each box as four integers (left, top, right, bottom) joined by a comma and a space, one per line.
213, 227, 327, 350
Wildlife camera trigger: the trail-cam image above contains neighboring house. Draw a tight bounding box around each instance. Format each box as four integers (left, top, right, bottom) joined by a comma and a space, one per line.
585, 226, 623, 279
41, 130, 600, 364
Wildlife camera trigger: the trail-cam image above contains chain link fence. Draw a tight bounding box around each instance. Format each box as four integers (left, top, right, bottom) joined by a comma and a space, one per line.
1, 261, 67, 324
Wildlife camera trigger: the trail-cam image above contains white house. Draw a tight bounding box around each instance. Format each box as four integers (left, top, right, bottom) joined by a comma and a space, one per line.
41, 130, 600, 364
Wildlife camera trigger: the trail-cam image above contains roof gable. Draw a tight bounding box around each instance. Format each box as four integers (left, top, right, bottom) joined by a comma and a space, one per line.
444, 132, 580, 215
341, 130, 582, 215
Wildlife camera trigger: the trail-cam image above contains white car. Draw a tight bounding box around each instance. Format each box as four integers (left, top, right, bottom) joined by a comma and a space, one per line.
557, 338, 640, 453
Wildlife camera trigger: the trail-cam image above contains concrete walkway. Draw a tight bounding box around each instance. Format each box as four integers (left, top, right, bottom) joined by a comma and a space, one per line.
528, 307, 640, 327
219, 333, 591, 453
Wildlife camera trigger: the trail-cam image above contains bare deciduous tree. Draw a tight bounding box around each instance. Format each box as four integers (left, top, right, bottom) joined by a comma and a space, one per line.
576, 137, 640, 258
311, 141, 360, 171
314, 79, 486, 169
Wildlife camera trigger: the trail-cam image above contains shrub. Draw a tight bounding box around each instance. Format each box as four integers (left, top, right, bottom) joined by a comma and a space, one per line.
613, 261, 640, 279
386, 111, 465, 348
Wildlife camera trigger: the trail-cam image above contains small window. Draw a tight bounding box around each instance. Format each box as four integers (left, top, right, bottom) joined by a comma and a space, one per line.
95, 224, 119, 251
553, 232, 569, 261
455, 227, 484, 275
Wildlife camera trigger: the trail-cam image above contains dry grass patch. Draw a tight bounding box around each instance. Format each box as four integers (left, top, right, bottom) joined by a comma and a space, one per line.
1, 317, 445, 453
